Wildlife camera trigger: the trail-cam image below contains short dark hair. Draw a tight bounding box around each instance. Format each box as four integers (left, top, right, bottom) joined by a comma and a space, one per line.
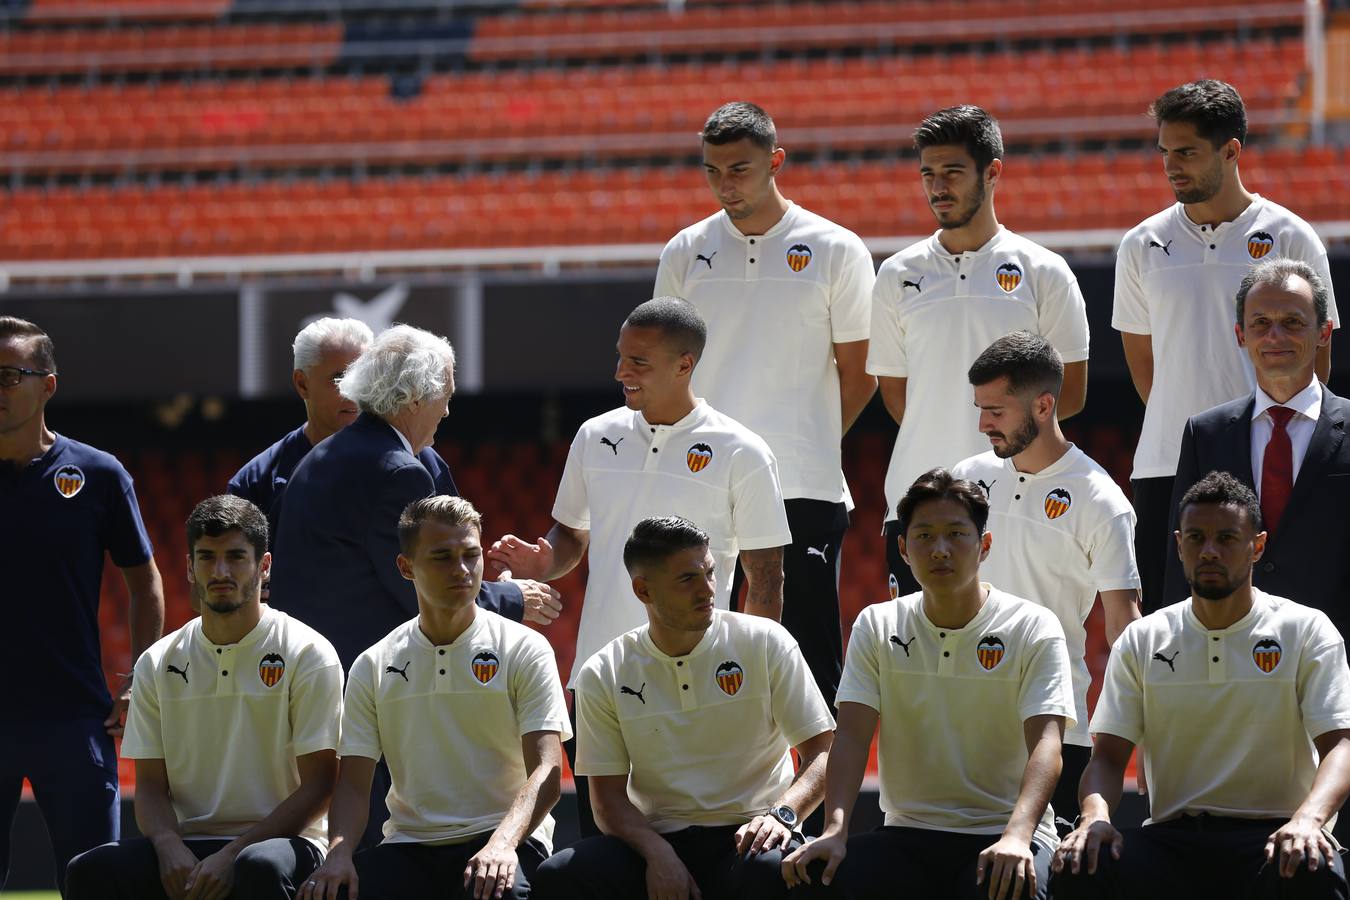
187, 495, 268, 560
398, 495, 483, 555
913, 105, 1004, 173
1235, 257, 1330, 329
0, 316, 57, 373
623, 515, 709, 575
896, 468, 990, 536
1177, 470, 1262, 533
968, 331, 1064, 398
624, 297, 708, 363
701, 102, 777, 151
1149, 79, 1248, 147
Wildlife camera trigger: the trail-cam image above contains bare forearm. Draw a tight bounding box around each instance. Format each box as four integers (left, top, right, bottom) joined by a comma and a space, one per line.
325, 770, 374, 857
840, 372, 877, 433
1005, 735, 1062, 843
594, 790, 675, 863
123, 563, 166, 659
818, 726, 870, 837
488, 759, 561, 849
1078, 758, 1128, 823
1102, 590, 1142, 645
776, 737, 831, 820
136, 786, 183, 847
741, 547, 784, 620
542, 523, 588, 581
223, 779, 332, 858
1294, 734, 1350, 827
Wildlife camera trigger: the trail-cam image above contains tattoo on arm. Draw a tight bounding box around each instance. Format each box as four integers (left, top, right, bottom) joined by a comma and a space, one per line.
741, 547, 785, 617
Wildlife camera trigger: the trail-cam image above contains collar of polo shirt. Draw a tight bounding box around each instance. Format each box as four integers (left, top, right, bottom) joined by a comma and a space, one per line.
638, 609, 721, 662
718, 201, 798, 242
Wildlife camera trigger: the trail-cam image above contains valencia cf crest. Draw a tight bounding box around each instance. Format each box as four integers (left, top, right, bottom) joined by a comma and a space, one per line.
1044, 488, 1072, 520
995, 262, 1023, 293
471, 650, 500, 685
1247, 231, 1275, 260
786, 244, 813, 272
888, 573, 900, 600
977, 635, 1005, 670
687, 443, 713, 473
53, 464, 85, 498
715, 660, 744, 696
258, 653, 286, 687
1253, 639, 1282, 673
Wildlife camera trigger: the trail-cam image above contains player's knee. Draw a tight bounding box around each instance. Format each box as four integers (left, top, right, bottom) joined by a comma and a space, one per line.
230, 844, 291, 898
526, 849, 574, 899
1255, 855, 1349, 900
63, 842, 119, 899
728, 847, 791, 897
1048, 857, 1114, 900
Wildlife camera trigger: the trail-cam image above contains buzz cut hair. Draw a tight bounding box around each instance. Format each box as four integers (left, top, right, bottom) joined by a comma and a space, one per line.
913, 105, 1004, 173
623, 515, 710, 575
187, 494, 268, 561
1149, 79, 1248, 147
398, 495, 483, 555
623, 297, 708, 363
701, 102, 777, 152
1178, 470, 1262, 533
1235, 256, 1330, 329
968, 331, 1065, 399
895, 468, 991, 536
0, 316, 57, 374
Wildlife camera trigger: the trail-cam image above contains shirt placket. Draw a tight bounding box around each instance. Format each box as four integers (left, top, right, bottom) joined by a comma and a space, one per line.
214, 645, 235, 695
435, 646, 454, 693
936, 628, 960, 676
645, 425, 671, 471
674, 657, 696, 711
745, 236, 760, 282
1207, 631, 1228, 684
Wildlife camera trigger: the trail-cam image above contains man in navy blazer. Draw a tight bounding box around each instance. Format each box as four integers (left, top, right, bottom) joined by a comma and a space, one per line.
1166, 258, 1348, 636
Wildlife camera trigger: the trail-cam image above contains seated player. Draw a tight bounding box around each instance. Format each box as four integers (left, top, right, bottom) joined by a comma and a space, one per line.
782, 468, 1074, 900
299, 496, 569, 900
1052, 471, 1350, 900
532, 516, 835, 900
66, 495, 343, 900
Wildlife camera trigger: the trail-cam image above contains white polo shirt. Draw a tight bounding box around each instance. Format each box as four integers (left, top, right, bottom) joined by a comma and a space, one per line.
122, 606, 343, 847
837, 587, 1075, 848
1113, 196, 1338, 480
341, 610, 571, 849
654, 202, 874, 505
554, 400, 792, 685
1092, 590, 1350, 824
574, 610, 834, 834
953, 446, 1140, 747
868, 228, 1090, 523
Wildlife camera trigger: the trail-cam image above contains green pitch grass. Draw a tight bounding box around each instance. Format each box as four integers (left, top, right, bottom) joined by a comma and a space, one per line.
4, 893, 60, 899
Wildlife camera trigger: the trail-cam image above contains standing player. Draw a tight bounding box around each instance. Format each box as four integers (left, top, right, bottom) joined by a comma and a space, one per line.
488, 297, 791, 835
952, 332, 1141, 828
300, 497, 570, 900
66, 495, 342, 900
868, 105, 1090, 599
653, 101, 876, 707
782, 469, 1074, 900
1113, 79, 1338, 612
0, 316, 165, 893
532, 516, 834, 900
1052, 473, 1350, 899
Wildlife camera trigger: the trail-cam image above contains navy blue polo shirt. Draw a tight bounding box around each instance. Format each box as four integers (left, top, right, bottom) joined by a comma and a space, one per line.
228, 422, 460, 545
2, 435, 153, 723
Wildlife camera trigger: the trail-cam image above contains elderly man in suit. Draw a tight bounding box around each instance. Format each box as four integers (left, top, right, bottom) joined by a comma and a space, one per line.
1167, 258, 1348, 637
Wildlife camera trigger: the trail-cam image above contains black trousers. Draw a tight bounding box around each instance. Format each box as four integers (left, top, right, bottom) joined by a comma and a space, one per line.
1051, 815, 1349, 900
0, 716, 121, 896
1053, 744, 1093, 836
882, 520, 922, 601
532, 824, 802, 900
732, 498, 849, 710
342, 833, 548, 900
65, 836, 322, 900
800, 826, 1051, 900
1130, 476, 1175, 614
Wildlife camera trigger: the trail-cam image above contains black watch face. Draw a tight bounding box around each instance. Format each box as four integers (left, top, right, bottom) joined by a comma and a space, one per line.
775, 806, 797, 826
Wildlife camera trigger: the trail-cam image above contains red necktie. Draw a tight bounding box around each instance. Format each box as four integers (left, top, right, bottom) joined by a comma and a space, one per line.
1261, 406, 1295, 534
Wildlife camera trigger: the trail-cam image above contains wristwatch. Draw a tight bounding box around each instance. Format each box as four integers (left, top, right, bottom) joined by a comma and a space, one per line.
768, 805, 798, 828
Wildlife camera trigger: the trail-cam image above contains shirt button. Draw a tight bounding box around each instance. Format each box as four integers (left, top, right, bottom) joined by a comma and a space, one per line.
438, 649, 445, 655
960, 274, 966, 280
652, 447, 658, 454
650, 428, 655, 433
682, 684, 689, 691
1019, 477, 1025, 482
216, 649, 222, 654
749, 239, 756, 245
1209, 244, 1216, 250
1015, 494, 1021, 500
440, 668, 446, 675
749, 258, 756, 263
1212, 636, 1220, 642
1212, 656, 1219, 663
939, 632, 946, 638
676, 661, 683, 667
221, 670, 228, 676
943, 651, 950, 658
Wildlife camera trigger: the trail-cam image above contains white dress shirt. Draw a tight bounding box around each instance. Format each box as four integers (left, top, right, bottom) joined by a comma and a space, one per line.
1250, 379, 1322, 497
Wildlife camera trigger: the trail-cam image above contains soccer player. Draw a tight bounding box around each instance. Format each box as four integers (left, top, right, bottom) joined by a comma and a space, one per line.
868, 105, 1090, 600
952, 332, 1141, 827
532, 516, 835, 900
653, 101, 876, 707
782, 469, 1074, 900
299, 496, 569, 900
487, 297, 791, 834
65, 495, 343, 900
1114, 79, 1338, 612
0, 316, 165, 892
1052, 472, 1350, 899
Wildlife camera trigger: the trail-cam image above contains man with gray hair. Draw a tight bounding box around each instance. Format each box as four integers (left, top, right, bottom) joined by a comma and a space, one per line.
1167, 258, 1350, 640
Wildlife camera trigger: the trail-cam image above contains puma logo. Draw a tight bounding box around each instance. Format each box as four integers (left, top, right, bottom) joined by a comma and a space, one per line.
167, 662, 189, 684
1153, 651, 1179, 672
385, 662, 411, 682
620, 683, 647, 704
902, 276, 924, 291
806, 544, 829, 562
695, 252, 717, 269
600, 437, 623, 455
977, 479, 996, 497
890, 635, 915, 657
1148, 239, 1173, 256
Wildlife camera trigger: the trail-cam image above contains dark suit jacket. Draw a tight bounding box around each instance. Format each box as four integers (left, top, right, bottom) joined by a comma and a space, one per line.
1166, 387, 1350, 637
268, 412, 523, 668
